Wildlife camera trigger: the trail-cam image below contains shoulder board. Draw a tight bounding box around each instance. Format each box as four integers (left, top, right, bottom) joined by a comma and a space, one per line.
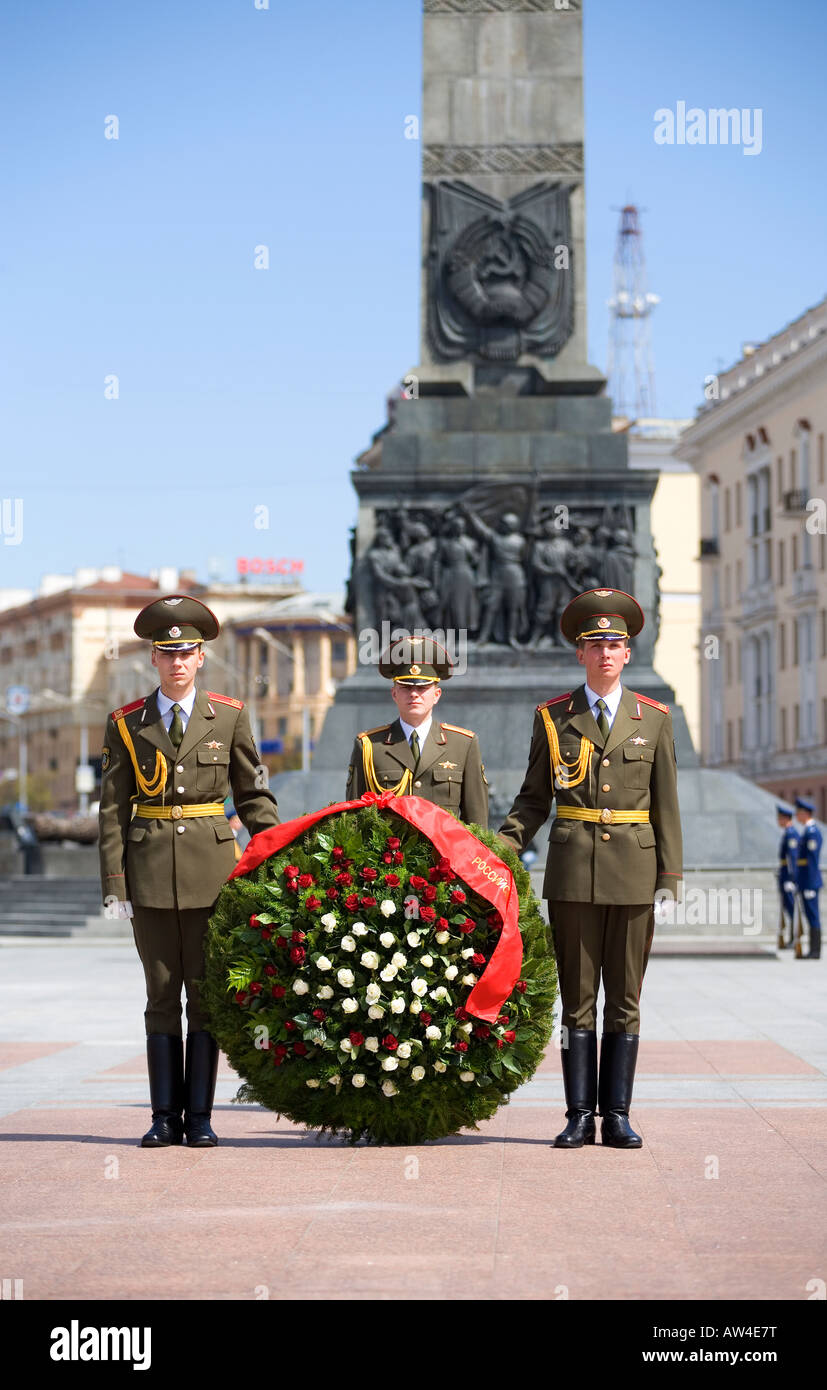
635, 692, 670, 714
206, 691, 244, 710
358, 725, 390, 739
440, 722, 474, 738
110, 697, 146, 721
537, 692, 572, 712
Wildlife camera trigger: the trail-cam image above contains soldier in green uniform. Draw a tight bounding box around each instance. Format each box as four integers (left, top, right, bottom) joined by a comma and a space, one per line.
98, 596, 280, 1148
345, 636, 489, 828
498, 589, 683, 1150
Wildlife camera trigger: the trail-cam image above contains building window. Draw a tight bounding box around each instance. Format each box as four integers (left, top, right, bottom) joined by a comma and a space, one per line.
778, 540, 785, 586
724, 566, 731, 607
724, 641, 731, 686
822, 610, 827, 659
779, 622, 786, 669
277, 717, 287, 736
793, 620, 799, 666
819, 433, 825, 485
726, 721, 733, 762
738, 717, 743, 752
792, 535, 798, 572
724, 488, 731, 531
820, 533, 826, 572
780, 707, 787, 750
736, 559, 742, 596
789, 449, 796, 491
794, 704, 800, 742
735, 481, 742, 526
332, 640, 347, 663
776, 456, 784, 502
823, 698, 827, 743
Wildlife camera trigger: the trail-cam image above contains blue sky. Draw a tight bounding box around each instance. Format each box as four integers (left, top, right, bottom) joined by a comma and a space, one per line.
1, 0, 825, 598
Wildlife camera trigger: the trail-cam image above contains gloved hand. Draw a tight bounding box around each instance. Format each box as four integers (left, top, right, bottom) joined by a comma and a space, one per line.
803, 889, 816, 900
653, 898, 672, 925
119, 899, 134, 918
783, 881, 796, 893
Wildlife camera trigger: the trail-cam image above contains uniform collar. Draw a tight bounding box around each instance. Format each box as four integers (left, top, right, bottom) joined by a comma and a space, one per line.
157, 686, 197, 719
583, 681, 623, 721
399, 715, 433, 747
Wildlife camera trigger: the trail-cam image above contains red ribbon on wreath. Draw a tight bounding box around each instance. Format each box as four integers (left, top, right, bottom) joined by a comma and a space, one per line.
228, 791, 523, 1024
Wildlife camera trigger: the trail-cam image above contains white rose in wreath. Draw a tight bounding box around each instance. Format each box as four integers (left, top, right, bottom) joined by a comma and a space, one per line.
352, 1073, 366, 1088
391, 952, 407, 969
337, 968, 355, 988
382, 1057, 399, 1072
411, 1065, 426, 1081
306, 1079, 320, 1088
316, 956, 332, 972
433, 1060, 447, 1073
379, 900, 397, 917
411, 977, 428, 997
379, 964, 398, 982
379, 932, 395, 948
360, 950, 380, 970
444, 964, 459, 980
320, 912, 337, 931
341, 998, 359, 1014
365, 1036, 380, 1052
365, 982, 381, 1003
340, 935, 357, 952
381, 1080, 398, 1096
460, 1071, 475, 1082
425, 1025, 442, 1040
409, 999, 422, 1014
407, 932, 421, 947
419, 954, 434, 968
292, 979, 309, 996
435, 931, 450, 945
396, 1042, 412, 1058
368, 1005, 385, 1020
390, 997, 405, 1014
316, 985, 334, 1000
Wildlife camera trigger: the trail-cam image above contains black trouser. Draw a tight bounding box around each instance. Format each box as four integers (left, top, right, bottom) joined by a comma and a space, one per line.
132, 904, 213, 1035
548, 900, 654, 1034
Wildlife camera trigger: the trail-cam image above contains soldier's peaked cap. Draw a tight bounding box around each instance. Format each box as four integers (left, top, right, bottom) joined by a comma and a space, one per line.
378, 634, 453, 684
794, 796, 815, 813
561, 588, 644, 645
134, 594, 220, 650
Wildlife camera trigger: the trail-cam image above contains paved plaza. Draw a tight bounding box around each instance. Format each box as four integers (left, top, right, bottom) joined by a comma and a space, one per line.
0, 937, 825, 1302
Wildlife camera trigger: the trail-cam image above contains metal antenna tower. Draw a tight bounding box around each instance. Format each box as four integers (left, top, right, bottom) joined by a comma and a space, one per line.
606, 204, 660, 419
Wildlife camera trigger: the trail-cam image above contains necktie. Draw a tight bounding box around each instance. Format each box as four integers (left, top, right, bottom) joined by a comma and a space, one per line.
595, 698, 610, 744
409, 729, 420, 767
169, 703, 184, 748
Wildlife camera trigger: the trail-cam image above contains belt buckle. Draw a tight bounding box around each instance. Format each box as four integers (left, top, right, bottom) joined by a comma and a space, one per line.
171, 805, 184, 820
599, 807, 613, 825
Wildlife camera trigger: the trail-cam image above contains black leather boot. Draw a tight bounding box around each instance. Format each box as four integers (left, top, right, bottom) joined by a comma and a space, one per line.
552, 1029, 597, 1148
599, 1032, 643, 1148
141, 1034, 184, 1147
184, 1031, 219, 1146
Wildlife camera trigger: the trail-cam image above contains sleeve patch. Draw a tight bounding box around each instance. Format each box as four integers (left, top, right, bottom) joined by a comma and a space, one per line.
101, 747, 110, 772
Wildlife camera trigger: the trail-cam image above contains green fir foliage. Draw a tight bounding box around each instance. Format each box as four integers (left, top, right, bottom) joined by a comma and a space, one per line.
202, 806, 556, 1144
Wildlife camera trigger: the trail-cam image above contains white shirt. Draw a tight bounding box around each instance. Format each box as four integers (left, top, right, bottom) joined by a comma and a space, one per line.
399, 715, 433, 751
157, 685, 197, 734
584, 681, 623, 729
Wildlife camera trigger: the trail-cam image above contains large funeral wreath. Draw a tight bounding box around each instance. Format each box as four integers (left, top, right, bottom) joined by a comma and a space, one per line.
202, 800, 557, 1144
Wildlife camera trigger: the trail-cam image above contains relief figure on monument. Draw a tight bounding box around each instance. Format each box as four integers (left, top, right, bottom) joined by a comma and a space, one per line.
527, 515, 577, 648
435, 513, 480, 633
459, 502, 528, 648
362, 524, 429, 633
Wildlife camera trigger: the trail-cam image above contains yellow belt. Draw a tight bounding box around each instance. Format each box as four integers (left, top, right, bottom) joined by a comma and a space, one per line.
135, 802, 225, 821
556, 806, 650, 826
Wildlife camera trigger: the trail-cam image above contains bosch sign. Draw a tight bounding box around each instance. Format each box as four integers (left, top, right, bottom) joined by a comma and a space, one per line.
236, 558, 304, 576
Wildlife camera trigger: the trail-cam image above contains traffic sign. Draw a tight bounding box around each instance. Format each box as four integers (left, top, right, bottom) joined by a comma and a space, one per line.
6, 686, 29, 716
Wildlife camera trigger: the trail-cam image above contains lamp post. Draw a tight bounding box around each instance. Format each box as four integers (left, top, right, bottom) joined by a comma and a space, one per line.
253, 627, 311, 774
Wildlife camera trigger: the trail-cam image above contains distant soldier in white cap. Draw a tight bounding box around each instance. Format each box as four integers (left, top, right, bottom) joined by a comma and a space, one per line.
345, 635, 489, 828
98, 595, 280, 1148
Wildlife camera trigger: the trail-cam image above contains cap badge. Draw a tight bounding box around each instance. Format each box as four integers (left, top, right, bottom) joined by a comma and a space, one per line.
165, 598, 183, 606
169, 625, 182, 637
410, 664, 421, 675
597, 616, 611, 629
594, 589, 613, 598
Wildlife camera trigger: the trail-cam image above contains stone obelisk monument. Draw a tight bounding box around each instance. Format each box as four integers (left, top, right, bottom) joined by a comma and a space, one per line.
275, 0, 699, 849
